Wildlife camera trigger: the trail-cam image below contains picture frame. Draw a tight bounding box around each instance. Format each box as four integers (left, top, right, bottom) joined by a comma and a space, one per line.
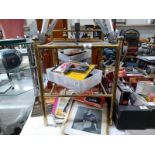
63, 101, 108, 135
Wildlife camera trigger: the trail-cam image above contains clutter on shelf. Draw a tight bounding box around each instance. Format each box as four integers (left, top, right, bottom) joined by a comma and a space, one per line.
49, 90, 73, 124
48, 87, 107, 126
47, 62, 102, 93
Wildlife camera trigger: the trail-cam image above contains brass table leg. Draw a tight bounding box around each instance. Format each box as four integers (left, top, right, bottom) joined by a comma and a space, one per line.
35, 43, 48, 126
109, 42, 121, 125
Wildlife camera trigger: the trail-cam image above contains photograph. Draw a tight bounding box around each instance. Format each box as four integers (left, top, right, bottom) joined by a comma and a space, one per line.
63, 101, 107, 135
72, 106, 102, 134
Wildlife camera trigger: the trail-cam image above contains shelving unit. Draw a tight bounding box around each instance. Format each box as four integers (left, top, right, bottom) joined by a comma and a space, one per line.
34, 39, 122, 134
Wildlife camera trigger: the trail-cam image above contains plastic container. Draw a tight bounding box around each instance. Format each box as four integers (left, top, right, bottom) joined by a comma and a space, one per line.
58, 50, 91, 62
46, 68, 102, 93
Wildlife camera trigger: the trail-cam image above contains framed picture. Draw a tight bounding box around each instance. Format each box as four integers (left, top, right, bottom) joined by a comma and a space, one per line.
63, 101, 107, 135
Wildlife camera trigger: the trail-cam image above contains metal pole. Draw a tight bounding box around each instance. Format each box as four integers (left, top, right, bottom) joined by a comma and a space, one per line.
34, 41, 48, 126
27, 43, 38, 96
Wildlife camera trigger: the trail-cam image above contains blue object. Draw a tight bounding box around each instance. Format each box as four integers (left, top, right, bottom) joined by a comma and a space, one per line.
103, 48, 116, 59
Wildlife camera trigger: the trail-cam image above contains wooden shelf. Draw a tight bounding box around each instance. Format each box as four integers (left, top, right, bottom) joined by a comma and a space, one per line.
38, 41, 119, 49
53, 29, 102, 32
44, 82, 111, 98
52, 38, 101, 42
125, 56, 137, 59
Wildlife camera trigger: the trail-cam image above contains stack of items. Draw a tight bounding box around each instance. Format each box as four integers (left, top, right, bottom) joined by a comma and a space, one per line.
49, 90, 73, 124
114, 67, 155, 130
46, 59, 105, 132
46, 62, 103, 93
49, 89, 106, 127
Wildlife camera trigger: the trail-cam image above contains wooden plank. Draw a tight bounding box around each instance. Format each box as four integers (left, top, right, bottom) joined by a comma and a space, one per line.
53, 29, 102, 32
38, 42, 119, 49
44, 93, 113, 98
52, 38, 102, 42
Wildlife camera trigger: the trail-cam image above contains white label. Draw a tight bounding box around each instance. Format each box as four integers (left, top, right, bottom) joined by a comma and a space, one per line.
147, 102, 155, 106
83, 43, 92, 49
139, 106, 148, 110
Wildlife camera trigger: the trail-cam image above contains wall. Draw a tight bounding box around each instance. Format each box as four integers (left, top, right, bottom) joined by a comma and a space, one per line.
117, 25, 155, 38
0, 19, 24, 39
69, 19, 94, 26
126, 19, 149, 25
117, 19, 155, 38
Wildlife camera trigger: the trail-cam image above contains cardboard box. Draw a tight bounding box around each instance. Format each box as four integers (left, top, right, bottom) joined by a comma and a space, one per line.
47, 68, 102, 93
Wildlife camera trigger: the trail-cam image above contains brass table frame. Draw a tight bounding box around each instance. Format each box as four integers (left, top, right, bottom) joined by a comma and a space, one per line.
34, 40, 122, 131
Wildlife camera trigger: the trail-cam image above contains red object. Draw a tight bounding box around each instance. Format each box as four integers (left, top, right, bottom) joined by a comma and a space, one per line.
122, 100, 128, 105
74, 90, 105, 108
0, 19, 24, 39
119, 68, 126, 78
125, 74, 144, 82
127, 49, 138, 56
106, 71, 114, 83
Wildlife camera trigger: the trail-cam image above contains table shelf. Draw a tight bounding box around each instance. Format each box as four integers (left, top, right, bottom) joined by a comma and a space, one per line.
34, 39, 122, 131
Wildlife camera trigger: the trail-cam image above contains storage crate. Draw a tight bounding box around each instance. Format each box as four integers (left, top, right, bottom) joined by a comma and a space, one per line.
58, 50, 91, 62
46, 68, 102, 93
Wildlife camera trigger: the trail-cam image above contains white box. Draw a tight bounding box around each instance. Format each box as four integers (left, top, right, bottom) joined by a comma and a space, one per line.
58, 51, 91, 62
46, 68, 102, 93
136, 81, 155, 95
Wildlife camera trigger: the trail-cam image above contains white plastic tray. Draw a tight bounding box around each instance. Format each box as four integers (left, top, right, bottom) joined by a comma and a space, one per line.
46, 68, 102, 93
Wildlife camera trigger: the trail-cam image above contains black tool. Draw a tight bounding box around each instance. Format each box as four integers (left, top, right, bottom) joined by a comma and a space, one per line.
85, 97, 101, 104
64, 65, 89, 74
